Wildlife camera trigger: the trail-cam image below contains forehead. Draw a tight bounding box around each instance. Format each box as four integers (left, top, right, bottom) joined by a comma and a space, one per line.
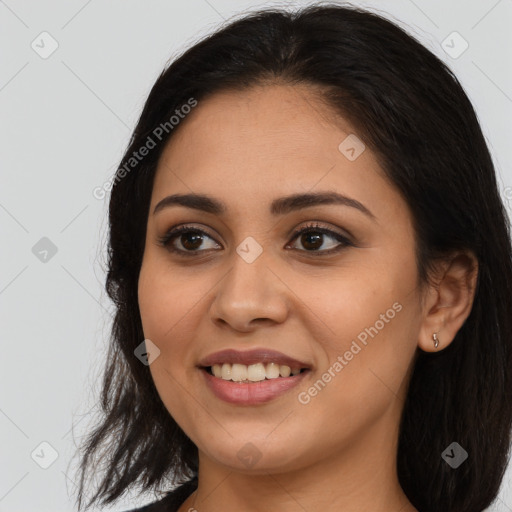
151, 84, 402, 222
159, 84, 355, 167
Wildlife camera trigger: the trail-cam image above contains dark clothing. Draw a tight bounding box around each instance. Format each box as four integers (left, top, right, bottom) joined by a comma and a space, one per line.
124, 477, 198, 512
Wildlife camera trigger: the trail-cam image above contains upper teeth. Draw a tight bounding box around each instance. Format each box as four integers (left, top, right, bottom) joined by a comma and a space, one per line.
211, 363, 302, 382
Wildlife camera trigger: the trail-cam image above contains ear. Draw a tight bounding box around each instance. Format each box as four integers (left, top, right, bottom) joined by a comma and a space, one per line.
418, 251, 479, 352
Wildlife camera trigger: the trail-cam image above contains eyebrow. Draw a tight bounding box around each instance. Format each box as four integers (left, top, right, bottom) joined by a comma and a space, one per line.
153, 191, 376, 220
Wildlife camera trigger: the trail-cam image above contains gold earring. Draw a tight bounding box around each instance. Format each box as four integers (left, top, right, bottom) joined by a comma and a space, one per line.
433, 332, 440, 349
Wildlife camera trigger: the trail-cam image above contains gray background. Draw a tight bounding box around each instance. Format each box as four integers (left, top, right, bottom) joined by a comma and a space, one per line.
1, 0, 511, 510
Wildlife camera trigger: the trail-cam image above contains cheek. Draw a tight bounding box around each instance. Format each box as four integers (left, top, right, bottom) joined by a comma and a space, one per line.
138, 255, 199, 342
138, 261, 200, 423
293, 299, 419, 450
304, 260, 412, 345
303, 251, 420, 399
138, 267, 171, 343
138, 256, 214, 383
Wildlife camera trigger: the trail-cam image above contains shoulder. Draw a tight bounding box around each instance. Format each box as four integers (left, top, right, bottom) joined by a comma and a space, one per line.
122, 477, 198, 512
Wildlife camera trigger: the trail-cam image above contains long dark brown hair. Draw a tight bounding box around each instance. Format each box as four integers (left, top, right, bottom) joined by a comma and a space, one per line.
74, 4, 512, 511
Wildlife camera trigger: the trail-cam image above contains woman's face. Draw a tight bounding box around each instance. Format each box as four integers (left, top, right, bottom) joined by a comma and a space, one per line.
138, 84, 424, 474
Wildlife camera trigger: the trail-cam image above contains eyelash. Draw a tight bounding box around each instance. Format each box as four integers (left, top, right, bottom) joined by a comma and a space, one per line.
157, 222, 354, 258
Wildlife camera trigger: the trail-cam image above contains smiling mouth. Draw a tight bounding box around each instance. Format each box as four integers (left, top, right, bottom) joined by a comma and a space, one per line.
202, 362, 309, 383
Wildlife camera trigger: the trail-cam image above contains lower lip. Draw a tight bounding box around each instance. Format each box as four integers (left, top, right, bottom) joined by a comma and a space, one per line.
201, 368, 309, 405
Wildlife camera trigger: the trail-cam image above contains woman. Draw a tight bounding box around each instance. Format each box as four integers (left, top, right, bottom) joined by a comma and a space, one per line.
74, 4, 512, 511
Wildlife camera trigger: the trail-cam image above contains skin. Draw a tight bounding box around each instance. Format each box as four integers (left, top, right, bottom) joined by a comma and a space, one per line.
137, 84, 478, 512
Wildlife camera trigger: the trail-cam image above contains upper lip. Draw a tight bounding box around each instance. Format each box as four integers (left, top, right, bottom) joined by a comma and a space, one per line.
198, 349, 311, 369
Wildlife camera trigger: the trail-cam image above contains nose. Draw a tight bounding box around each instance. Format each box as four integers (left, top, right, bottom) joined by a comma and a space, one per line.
209, 248, 289, 333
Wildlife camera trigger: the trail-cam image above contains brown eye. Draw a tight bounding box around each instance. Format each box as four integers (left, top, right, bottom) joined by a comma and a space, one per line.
158, 226, 221, 256
287, 222, 353, 255
298, 231, 324, 251
179, 231, 205, 251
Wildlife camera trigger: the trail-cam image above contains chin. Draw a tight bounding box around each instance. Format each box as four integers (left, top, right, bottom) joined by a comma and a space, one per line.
196, 433, 313, 475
